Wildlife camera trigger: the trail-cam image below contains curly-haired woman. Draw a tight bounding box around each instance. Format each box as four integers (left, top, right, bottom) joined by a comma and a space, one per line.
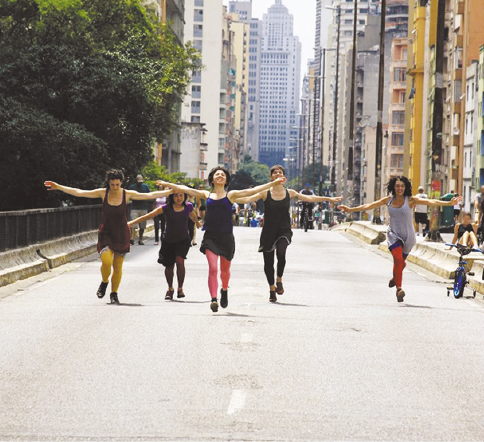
338, 176, 461, 302
44, 170, 172, 304
157, 166, 284, 312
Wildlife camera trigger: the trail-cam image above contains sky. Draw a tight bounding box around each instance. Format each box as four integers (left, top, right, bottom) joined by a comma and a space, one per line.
223, 0, 333, 75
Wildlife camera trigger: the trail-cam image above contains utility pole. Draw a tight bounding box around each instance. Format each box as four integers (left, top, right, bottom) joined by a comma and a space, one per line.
319, 48, 326, 196
373, 0, 386, 224
312, 83, 318, 187
428, 0, 445, 242
347, 0, 358, 216
330, 6, 341, 193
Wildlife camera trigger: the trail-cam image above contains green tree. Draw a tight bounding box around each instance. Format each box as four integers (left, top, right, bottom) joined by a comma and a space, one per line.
0, 0, 199, 210
237, 155, 270, 185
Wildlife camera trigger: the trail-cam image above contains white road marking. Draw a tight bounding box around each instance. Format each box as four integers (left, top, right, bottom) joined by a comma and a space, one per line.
227, 390, 247, 415
240, 333, 252, 343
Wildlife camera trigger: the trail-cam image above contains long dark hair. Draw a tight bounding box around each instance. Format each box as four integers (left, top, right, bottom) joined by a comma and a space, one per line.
208, 166, 231, 189
167, 191, 188, 207
104, 169, 125, 189
387, 176, 412, 197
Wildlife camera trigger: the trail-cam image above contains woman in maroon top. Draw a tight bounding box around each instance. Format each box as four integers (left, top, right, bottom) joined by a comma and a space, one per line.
129, 191, 201, 300
44, 170, 171, 304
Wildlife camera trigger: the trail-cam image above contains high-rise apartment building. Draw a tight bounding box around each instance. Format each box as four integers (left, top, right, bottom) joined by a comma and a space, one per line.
181, 0, 237, 178
258, 0, 301, 167
229, 1, 261, 162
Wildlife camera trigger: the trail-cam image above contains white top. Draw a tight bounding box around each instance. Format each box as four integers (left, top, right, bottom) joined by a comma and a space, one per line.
414, 192, 428, 213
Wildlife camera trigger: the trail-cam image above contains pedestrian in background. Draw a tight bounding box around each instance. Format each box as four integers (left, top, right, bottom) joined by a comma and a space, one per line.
414, 185, 428, 236
44, 170, 171, 304
154, 183, 166, 246
129, 174, 151, 245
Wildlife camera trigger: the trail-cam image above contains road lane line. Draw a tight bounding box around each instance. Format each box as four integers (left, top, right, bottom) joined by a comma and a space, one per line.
227, 390, 246, 415
240, 333, 252, 343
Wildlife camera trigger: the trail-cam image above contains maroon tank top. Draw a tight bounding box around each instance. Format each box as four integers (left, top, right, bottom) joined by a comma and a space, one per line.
96, 189, 131, 254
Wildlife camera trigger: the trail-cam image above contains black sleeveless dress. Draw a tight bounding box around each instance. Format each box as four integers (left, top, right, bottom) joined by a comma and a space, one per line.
97, 189, 131, 255
258, 189, 293, 253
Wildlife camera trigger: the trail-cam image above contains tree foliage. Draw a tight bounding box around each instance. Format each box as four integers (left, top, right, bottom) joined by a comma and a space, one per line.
0, 0, 199, 210
234, 155, 270, 186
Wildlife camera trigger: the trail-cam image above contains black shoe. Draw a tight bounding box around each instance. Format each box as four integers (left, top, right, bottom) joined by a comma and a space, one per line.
396, 289, 405, 303
130, 239, 135, 245
177, 289, 185, 299
110, 292, 120, 304
96, 281, 108, 299
138, 240, 144, 245
210, 298, 219, 312
269, 290, 277, 303
165, 290, 174, 301
276, 281, 284, 295
220, 289, 228, 309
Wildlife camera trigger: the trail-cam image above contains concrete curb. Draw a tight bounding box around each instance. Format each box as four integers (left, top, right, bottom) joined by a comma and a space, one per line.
345, 221, 387, 245
0, 224, 154, 288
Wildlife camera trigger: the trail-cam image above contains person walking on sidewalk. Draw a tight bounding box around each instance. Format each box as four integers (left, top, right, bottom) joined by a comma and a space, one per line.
237, 165, 342, 303
129, 191, 200, 301
338, 176, 461, 303
129, 174, 151, 245
414, 186, 428, 236
153, 184, 167, 246
157, 166, 285, 313
44, 170, 171, 304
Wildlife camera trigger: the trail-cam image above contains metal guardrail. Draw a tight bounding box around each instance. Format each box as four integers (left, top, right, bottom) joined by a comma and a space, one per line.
0, 205, 105, 253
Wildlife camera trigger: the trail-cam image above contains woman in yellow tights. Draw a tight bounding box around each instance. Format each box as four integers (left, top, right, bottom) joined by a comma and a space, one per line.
44, 169, 172, 304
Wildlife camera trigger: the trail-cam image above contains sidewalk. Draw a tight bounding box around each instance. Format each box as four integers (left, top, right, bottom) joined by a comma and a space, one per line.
340, 221, 484, 295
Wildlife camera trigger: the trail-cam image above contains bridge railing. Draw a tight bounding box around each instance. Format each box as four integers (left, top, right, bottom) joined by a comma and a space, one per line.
0, 205, 105, 253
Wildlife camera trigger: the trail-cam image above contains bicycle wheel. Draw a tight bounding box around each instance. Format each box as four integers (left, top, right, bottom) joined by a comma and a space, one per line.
453, 269, 466, 298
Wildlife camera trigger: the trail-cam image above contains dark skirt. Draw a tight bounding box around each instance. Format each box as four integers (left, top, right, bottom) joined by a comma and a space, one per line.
258, 227, 292, 253
158, 239, 191, 267
200, 231, 235, 261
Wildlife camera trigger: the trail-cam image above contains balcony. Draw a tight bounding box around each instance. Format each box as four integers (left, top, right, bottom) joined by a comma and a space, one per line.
200, 142, 208, 151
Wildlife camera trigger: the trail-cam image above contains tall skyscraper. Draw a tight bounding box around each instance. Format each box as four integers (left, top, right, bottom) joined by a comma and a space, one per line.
229, 1, 261, 162
258, 0, 301, 167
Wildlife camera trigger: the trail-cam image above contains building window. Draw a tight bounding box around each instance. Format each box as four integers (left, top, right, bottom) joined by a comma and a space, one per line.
192, 70, 202, 83
193, 39, 203, 52
391, 132, 404, 146
193, 24, 203, 38
194, 9, 203, 22
393, 68, 406, 82
391, 154, 404, 169
392, 111, 405, 125
191, 101, 201, 114
192, 85, 201, 99
195, 0, 204, 5
191, 116, 201, 123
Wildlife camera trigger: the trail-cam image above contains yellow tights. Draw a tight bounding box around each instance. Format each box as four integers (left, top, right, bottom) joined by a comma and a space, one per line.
100, 249, 125, 293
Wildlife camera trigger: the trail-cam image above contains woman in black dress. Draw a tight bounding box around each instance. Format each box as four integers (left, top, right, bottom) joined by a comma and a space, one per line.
238, 165, 343, 302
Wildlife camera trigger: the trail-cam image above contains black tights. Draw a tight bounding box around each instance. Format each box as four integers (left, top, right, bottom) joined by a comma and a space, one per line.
263, 239, 288, 286
164, 257, 186, 289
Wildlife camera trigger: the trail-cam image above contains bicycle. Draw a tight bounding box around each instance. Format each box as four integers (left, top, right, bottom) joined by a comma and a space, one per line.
300, 203, 314, 232
445, 243, 482, 298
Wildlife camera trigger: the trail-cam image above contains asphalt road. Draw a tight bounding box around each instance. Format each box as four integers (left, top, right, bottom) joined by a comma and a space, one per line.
1, 227, 484, 442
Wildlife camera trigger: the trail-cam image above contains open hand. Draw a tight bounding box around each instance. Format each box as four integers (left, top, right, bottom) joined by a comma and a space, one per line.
450, 196, 462, 205
44, 181, 59, 191
273, 177, 286, 186
338, 205, 351, 212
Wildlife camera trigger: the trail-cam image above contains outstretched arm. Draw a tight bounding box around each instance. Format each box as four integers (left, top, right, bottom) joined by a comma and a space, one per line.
229, 178, 284, 201
157, 180, 209, 200
127, 189, 172, 201
410, 195, 462, 208
338, 196, 391, 213
290, 189, 343, 204
128, 207, 163, 227
44, 181, 105, 199
235, 191, 267, 205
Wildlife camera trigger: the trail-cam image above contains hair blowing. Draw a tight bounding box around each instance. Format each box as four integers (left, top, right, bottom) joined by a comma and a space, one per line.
386, 176, 412, 197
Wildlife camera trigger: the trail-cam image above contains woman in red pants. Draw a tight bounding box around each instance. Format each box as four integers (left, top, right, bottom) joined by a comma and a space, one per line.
339, 177, 461, 302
